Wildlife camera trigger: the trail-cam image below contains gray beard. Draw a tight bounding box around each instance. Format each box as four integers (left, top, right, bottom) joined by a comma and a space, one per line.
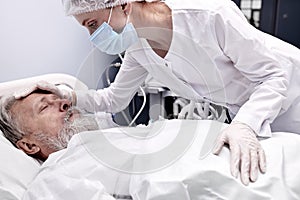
35, 108, 99, 151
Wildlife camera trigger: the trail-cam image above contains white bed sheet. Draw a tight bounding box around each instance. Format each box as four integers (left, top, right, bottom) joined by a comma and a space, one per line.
130, 132, 300, 200
22, 119, 300, 200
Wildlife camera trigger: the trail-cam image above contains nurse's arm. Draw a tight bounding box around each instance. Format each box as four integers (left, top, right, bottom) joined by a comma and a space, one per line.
76, 54, 148, 114
214, 1, 289, 137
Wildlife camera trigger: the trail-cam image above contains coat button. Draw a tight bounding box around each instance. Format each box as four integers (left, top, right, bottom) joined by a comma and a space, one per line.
165, 63, 168, 67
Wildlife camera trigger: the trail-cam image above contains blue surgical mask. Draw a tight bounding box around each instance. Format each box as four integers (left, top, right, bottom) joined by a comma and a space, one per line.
90, 8, 139, 55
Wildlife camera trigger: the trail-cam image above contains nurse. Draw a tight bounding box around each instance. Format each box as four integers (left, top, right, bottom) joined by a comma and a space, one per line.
61, 0, 300, 185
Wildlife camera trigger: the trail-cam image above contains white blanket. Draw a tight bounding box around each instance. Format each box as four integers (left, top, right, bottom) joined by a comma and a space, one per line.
23, 120, 300, 200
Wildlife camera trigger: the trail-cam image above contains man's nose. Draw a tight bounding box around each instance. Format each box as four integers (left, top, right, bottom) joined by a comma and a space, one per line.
58, 99, 72, 111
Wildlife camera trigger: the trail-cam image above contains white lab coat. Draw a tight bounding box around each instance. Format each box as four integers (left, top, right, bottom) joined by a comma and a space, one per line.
76, 0, 300, 137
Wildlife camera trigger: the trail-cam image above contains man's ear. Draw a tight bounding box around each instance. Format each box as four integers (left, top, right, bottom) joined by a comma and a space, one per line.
16, 138, 40, 155
121, 3, 132, 15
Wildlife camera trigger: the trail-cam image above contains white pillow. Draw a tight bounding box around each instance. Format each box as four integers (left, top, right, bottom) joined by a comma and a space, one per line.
0, 130, 40, 200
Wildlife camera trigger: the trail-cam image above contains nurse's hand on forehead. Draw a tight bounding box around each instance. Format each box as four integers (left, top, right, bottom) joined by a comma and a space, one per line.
13, 81, 73, 102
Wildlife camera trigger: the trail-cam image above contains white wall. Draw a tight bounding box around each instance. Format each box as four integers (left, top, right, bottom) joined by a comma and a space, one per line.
0, 0, 116, 89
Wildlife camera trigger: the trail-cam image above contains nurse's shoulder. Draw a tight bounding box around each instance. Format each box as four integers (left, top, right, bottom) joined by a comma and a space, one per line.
165, 0, 234, 12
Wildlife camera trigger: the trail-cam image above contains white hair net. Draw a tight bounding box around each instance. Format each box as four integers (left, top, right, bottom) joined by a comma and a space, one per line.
62, 0, 144, 16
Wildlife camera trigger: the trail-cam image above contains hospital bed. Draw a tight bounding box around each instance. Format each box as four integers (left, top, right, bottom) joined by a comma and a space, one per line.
1, 74, 300, 200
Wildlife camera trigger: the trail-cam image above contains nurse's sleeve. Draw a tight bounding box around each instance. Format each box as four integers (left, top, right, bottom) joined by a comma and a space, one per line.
76, 53, 148, 113
213, 1, 289, 137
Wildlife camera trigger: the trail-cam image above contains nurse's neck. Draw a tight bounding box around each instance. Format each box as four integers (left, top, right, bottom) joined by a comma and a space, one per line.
131, 1, 173, 57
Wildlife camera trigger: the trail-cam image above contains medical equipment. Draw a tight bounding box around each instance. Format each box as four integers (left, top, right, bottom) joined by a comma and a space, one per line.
106, 57, 229, 127
137, 86, 228, 122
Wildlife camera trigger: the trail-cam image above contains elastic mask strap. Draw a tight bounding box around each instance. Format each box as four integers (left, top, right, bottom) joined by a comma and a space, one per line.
107, 7, 113, 25
126, 13, 130, 24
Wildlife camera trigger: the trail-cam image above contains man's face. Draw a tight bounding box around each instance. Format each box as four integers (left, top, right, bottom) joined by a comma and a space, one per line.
10, 92, 79, 159
11, 93, 75, 136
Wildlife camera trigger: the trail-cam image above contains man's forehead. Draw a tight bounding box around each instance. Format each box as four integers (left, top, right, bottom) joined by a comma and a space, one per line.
20, 92, 45, 103
11, 92, 57, 113
11, 93, 38, 113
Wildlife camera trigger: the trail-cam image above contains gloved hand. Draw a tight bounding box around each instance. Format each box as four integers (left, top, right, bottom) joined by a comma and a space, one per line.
13, 81, 73, 103
213, 121, 266, 186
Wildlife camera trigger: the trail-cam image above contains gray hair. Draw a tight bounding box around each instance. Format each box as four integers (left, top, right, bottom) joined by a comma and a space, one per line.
0, 96, 26, 146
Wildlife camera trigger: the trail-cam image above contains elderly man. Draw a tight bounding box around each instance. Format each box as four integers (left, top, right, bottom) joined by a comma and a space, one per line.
1, 85, 300, 200
0, 86, 116, 161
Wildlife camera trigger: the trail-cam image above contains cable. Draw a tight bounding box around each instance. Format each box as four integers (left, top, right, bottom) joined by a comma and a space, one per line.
173, 98, 189, 118
105, 66, 112, 86
195, 102, 207, 119
117, 53, 147, 127
129, 86, 146, 126
118, 53, 124, 62
177, 99, 226, 121
104, 54, 146, 126
105, 63, 122, 86
178, 103, 190, 119
104, 59, 132, 125
187, 100, 195, 119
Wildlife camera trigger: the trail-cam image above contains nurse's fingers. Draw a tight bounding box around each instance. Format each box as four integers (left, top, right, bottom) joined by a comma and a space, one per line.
258, 147, 267, 173
212, 132, 227, 155
240, 147, 250, 186
36, 81, 63, 97
14, 81, 62, 99
230, 143, 241, 179
14, 85, 38, 99
250, 149, 258, 182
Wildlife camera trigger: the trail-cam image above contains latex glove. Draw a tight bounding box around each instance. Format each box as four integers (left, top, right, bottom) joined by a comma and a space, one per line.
13, 81, 72, 102
213, 121, 266, 186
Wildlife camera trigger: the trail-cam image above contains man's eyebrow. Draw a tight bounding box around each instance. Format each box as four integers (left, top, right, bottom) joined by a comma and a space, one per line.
40, 96, 46, 103
33, 96, 46, 114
